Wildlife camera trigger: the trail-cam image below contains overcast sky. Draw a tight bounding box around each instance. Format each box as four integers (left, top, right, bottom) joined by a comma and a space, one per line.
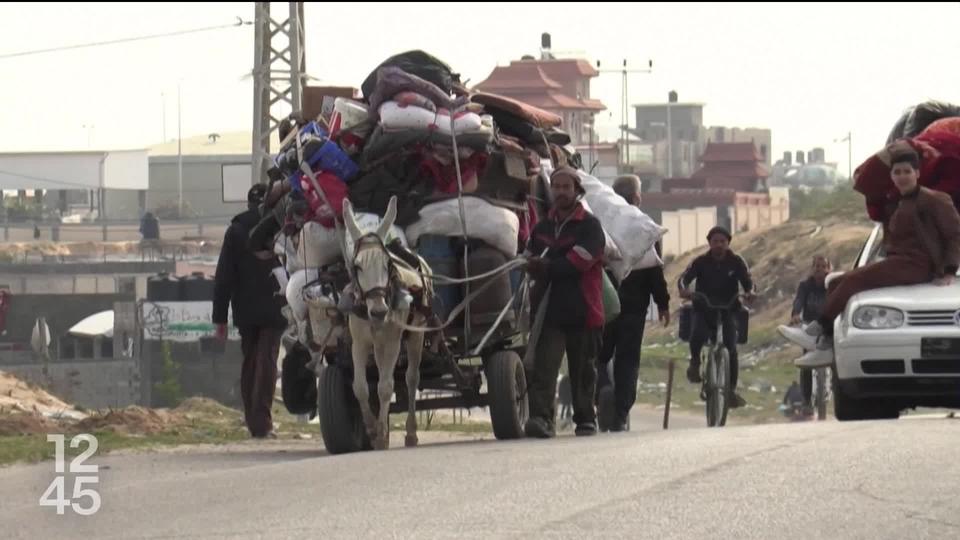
2, 2, 958, 176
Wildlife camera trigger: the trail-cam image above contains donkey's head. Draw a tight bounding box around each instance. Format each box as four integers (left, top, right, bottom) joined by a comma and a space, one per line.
343, 196, 398, 325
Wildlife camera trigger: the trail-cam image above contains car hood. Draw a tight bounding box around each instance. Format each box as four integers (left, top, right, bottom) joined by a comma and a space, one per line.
850, 281, 960, 311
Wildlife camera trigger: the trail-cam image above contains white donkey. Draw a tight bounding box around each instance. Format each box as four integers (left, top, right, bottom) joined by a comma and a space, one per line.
342, 196, 431, 450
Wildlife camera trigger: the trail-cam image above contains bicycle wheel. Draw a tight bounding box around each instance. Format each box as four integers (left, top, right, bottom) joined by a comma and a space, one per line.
703, 348, 716, 426
814, 367, 829, 421
705, 347, 729, 427
713, 347, 731, 427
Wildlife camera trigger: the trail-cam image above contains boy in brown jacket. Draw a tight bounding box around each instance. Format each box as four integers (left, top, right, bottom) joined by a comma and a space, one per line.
780, 146, 960, 367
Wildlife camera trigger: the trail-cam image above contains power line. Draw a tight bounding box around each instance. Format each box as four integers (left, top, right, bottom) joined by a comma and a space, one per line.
0, 17, 252, 60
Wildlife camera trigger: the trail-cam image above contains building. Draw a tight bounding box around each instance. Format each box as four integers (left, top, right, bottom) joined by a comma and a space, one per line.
679, 141, 771, 193
630, 93, 707, 178
706, 126, 772, 166
770, 148, 840, 189
0, 150, 149, 222
0, 260, 174, 297
473, 35, 606, 147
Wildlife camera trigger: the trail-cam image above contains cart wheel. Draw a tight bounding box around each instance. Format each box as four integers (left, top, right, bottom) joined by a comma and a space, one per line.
317, 365, 371, 454
485, 350, 528, 440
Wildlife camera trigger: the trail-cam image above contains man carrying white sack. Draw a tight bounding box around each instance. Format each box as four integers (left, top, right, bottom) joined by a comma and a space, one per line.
596, 175, 670, 432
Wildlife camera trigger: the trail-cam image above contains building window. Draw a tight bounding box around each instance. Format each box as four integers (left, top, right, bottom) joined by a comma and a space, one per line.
78, 338, 94, 359
100, 338, 114, 359
59, 338, 76, 360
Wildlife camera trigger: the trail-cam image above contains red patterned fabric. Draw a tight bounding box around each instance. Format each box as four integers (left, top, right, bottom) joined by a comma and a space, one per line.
300, 171, 348, 228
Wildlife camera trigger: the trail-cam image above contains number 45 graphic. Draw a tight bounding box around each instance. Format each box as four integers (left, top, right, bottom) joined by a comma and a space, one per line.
39, 434, 101, 516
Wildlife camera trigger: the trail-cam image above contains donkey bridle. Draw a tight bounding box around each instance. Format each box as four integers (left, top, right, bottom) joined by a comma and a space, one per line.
351, 233, 399, 308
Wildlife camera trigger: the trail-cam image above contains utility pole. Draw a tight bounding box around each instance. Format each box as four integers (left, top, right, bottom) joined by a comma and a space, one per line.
835, 131, 852, 180
596, 59, 653, 172
161, 92, 167, 142
251, 2, 306, 186
177, 82, 183, 217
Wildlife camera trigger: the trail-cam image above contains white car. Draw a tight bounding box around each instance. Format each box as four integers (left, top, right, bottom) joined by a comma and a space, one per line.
831, 224, 960, 421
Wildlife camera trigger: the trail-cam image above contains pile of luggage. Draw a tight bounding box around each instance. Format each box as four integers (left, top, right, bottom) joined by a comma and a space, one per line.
251, 50, 666, 348
855, 100, 960, 220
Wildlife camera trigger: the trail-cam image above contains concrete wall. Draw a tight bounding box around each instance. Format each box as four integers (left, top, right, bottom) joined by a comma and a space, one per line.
0, 262, 172, 296
661, 212, 681, 257
661, 206, 718, 257
148, 156, 248, 220
2, 221, 227, 242
3, 359, 140, 410
0, 294, 133, 356
141, 340, 243, 408
103, 189, 143, 220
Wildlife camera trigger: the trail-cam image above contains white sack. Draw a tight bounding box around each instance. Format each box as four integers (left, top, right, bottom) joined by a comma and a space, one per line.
405, 197, 520, 257
298, 221, 343, 268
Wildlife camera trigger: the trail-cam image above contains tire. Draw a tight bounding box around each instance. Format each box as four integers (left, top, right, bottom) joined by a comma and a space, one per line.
597, 385, 616, 432
814, 367, 828, 421
706, 347, 730, 427
281, 343, 318, 417
317, 365, 371, 454
485, 350, 529, 440
832, 368, 900, 421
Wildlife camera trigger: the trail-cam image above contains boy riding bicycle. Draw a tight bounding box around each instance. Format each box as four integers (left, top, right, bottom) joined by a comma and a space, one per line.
678, 226, 756, 408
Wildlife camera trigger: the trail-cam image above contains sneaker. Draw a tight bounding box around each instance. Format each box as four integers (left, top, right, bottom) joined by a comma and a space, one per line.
575, 422, 598, 437
795, 342, 834, 368
686, 364, 703, 384
778, 322, 822, 350
609, 420, 628, 433
524, 417, 555, 439
728, 392, 747, 409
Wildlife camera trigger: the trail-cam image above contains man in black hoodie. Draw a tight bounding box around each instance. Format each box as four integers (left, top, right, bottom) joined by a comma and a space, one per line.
679, 226, 755, 408
213, 184, 286, 438
597, 175, 670, 432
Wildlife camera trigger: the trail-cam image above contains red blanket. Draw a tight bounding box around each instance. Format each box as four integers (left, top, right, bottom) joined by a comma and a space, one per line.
854, 119, 960, 220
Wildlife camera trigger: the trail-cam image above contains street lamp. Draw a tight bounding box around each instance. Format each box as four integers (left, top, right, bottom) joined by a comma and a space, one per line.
834, 131, 852, 180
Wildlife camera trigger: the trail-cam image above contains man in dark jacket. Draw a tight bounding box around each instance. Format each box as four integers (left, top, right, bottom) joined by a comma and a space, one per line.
597, 175, 670, 432
789, 255, 830, 410
524, 167, 606, 438
213, 184, 287, 438
678, 226, 755, 408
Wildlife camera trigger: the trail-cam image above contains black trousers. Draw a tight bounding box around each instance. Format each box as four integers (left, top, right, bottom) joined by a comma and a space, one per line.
598, 312, 646, 424
528, 327, 600, 428
689, 309, 739, 389
240, 326, 281, 437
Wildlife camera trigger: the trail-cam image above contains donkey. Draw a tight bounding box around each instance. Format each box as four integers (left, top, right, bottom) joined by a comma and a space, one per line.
342, 196, 431, 450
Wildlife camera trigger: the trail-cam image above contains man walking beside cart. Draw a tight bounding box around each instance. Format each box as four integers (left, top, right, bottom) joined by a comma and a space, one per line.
523, 167, 607, 438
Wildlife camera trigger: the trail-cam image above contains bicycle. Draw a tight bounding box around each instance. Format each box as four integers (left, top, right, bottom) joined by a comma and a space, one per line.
683, 292, 747, 428
785, 321, 831, 421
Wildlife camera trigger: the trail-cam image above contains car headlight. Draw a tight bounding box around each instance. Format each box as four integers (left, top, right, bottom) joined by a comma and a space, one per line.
852, 306, 904, 329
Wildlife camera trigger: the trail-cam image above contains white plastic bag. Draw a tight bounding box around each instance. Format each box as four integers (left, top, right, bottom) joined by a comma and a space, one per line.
579, 198, 624, 263
298, 221, 342, 268
286, 268, 321, 324
405, 197, 520, 257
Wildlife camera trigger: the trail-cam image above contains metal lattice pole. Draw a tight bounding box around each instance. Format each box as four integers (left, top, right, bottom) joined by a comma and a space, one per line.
251, 2, 306, 186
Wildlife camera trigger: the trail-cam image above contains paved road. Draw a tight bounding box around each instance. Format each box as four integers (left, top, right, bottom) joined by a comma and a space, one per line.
3, 414, 958, 539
